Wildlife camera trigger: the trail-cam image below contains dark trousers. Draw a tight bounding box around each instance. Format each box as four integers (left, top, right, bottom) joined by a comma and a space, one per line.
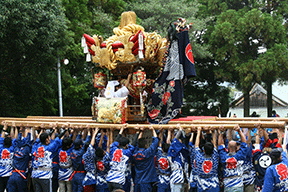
107, 182, 123, 191
52, 168, 59, 192
72, 173, 85, 192
0, 176, 9, 192
32, 178, 52, 192
7, 173, 28, 192
134, 183, 153, 192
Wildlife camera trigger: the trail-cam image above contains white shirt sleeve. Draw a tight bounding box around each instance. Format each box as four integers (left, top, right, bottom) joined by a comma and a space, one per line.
114, 86, 129, 98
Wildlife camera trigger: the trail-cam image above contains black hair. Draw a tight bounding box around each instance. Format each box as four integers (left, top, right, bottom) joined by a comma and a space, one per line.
40, 132, 49, 144
167, 21, 178, 42
95, 147, 105, 159
269, 132, 278, 140
62, 137, 73, 150
84, 142, 90, 152
73, 139, 83, 150
138, 138, 147, 149
205, 133, 212, 143
162, 143, 170, 153
270, 149, 282, 164
119, 137, 130, 148
3, 137, 12, 148
204, 142, 214, 156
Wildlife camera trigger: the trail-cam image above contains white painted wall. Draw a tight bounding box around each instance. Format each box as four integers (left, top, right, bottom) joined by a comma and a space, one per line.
227, 107, 288, 118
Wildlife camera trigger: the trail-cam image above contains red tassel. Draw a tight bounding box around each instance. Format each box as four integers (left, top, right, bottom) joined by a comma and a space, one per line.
112, 42, 124, 49
89, 49, 95, 56
83, 34, 95, 45
130, 30, 142, 43
132, 48, 139, 55
86, 42, 92, 48
101, 43, 106, 48
113, 48, 118, 53
132, 40, 139, 51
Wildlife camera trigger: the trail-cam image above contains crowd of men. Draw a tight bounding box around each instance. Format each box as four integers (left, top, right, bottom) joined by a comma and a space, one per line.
0, 122, 287, 192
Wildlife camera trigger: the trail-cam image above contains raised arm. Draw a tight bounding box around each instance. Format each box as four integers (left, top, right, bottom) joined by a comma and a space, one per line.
227, 129, 232, 142
91, 128, 99, 147
1, 122, 8, 138
189, 131, 194, 143
107, 129, 110, 153
158, 127, 163, 147
247, 128, 252, 147
115, 125, 125, 142
175, 124, 183, 141
72, 127, 80, 142
10, 123, 15, 139
151, 126, 157, 138
138, 126, 144, 139
195, 127, 202, 148
234, 125, 246, 143
15, 124, 21, 139
167, 128, 172, 144
82, 126, 88, 141
50, 123, 57, 140
124, 73, 132, 88
98, 129, 105, 148
262, 127, 269, 142
218, 125, 225, 146
277, 128, 284, 146
212, 127, 217, 148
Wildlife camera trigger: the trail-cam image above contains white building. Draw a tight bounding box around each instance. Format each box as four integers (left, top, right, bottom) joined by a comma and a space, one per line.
228, 83, 288, 117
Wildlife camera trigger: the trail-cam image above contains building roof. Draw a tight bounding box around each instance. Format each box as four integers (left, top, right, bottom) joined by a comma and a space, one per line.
231, 83, 288, 107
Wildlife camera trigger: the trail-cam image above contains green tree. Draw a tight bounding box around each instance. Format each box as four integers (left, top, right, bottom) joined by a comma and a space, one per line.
0, 0, 69, 117
60, 0, 118, 116
206, 1, 288, 117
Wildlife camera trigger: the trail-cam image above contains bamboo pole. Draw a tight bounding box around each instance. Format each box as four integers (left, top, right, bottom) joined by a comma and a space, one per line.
169, 120, 286, 128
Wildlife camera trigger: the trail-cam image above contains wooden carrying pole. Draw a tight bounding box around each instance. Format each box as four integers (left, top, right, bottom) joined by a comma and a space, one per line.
217, 117, 288, 124
0, 117, 95, 123
169, 120, 286, 129
26, 116, 92, 119
2, 120, 238, 130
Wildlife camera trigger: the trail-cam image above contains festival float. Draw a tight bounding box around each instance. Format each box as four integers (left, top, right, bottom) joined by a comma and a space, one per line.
82, 11, 167, 124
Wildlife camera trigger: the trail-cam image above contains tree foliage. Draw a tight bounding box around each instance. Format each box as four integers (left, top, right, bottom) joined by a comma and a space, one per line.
0, 0, 69, 117
200, 0, 288, 116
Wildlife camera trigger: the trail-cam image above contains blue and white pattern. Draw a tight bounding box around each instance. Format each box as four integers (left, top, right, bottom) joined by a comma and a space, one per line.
188, 142, 198, 188
31, 137, 62, 179
0, 138, 15, 177
169, 160, 184, 184
242, 146, 255, 186
156, 147, 171, 185
58, 147, 74, 181
218, 142, 248, 188
96, 152, 110, 188
82, 144, 96, 186
263, 150, 288, 192
168, 138, 187, 185
195, 147, 219, 191
106, 141, 135, 185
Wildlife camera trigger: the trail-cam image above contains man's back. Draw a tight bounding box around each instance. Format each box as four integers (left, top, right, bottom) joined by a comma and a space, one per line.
133, 137, 159, 184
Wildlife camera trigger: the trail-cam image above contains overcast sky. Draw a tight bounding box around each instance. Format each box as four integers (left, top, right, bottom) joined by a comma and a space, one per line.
273, 82, 288, 103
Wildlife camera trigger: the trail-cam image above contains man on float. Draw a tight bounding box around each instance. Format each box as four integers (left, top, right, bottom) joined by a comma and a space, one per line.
104, 73, 132, 98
